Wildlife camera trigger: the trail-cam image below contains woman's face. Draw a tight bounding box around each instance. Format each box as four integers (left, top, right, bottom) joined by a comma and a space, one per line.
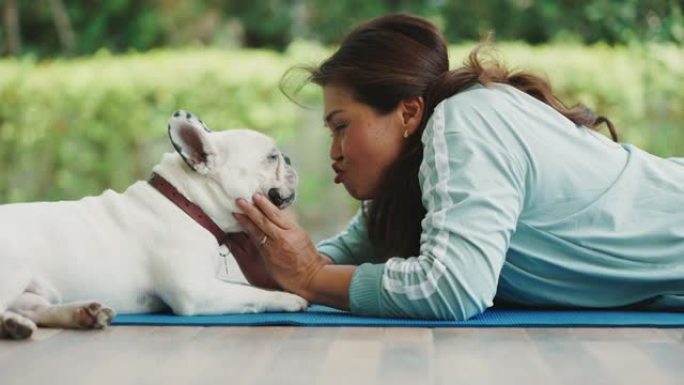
323, 84, 407, 200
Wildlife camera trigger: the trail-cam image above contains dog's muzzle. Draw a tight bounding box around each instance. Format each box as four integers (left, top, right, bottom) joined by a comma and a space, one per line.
268, 188, 295, 208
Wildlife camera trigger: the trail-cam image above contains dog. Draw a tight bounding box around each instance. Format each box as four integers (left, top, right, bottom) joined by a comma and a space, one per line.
0, 110, 307, 340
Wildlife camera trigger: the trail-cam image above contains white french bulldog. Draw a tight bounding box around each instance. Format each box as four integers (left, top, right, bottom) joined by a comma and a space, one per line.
0, 110, 307, 340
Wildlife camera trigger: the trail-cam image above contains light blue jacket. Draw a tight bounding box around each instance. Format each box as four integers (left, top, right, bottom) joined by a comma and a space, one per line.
317, 83, 684, 320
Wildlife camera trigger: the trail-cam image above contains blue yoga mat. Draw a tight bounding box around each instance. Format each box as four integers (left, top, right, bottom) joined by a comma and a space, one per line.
112, 305, 684, 328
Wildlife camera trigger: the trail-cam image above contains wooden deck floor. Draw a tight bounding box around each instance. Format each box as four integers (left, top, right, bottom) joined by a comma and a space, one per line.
1, 326, 682, 385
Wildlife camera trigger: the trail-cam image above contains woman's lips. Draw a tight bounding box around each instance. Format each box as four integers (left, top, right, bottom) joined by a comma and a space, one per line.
332, 164, 344, 184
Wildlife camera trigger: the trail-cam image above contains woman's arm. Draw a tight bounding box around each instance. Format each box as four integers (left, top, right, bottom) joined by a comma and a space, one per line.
233, 196, 356, 309
228, 225, 353, 309
301, 263, 356, 310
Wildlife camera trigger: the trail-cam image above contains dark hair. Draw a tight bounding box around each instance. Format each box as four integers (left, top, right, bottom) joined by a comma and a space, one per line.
282, 13, 617, 260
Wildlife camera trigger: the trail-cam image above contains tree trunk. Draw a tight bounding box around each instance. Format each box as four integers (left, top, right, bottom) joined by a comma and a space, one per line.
47, 0, 76, 56
3, 0, 21, 56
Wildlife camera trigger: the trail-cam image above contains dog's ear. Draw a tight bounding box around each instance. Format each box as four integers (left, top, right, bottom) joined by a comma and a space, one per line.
168, 110, 217, 175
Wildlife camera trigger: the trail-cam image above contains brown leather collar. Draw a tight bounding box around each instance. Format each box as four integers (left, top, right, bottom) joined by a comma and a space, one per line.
148, 172, 229, 246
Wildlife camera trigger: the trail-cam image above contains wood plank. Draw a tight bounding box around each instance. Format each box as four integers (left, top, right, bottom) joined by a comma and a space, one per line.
582, 340, 679, 385
527, 328, 615, 384
376, 328, 434, 385
315, 328, 383, 385
0, 326, 202, 385
433, 328, 562, 385
569, 327, 674, 341
246, 327, 337, 385
1, 326, 683, 385
661, 328, 684, 343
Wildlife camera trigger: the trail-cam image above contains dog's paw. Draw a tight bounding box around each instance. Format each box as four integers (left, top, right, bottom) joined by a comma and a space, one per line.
267, 292, 309, 313
1, 313, 36, 340
74, 302, 116, 329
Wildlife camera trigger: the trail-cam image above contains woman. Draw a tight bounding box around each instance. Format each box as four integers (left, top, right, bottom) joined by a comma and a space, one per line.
228, 13, 684, 320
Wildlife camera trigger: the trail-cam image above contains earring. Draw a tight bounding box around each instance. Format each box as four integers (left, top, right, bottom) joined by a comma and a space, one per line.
403, 130, 409, 139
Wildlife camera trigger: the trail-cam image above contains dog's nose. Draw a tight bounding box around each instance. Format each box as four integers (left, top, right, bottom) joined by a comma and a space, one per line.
283, 154, 291, 166
268, 188, 284, 207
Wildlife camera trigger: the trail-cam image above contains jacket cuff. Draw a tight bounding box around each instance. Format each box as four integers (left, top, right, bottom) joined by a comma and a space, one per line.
349, 263, 385, 316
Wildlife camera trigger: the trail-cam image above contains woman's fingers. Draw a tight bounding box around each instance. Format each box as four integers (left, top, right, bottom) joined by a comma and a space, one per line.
224, 231, 253, 253
225, 231, 249, 244
232, 213, 257, 241
235, 198, 279, 240
233, 213, 270, 247
252, 193, 293, 230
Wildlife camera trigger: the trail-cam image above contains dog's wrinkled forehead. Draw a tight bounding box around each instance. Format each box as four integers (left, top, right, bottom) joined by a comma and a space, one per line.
214, 129, 279, 162
167, 109, 292, 178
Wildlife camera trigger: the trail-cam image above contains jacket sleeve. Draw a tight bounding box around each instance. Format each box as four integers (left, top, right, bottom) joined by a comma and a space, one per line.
348, 90, 528, 320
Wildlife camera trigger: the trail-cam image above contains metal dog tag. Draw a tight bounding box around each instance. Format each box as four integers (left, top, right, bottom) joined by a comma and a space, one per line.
218, 244, 230, 275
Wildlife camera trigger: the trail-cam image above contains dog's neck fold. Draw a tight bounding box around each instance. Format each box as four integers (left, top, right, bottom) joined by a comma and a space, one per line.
151, 153, 241, 233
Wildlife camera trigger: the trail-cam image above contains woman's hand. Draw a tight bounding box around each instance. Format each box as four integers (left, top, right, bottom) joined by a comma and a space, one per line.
224, 232, 281, 290
233, 194, 329, 299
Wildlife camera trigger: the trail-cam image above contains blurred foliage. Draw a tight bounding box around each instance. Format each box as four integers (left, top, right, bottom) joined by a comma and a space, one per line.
438, 0, 684, 45
2, 0, 682, 58
0, 42, 682, 238
0, 44, 322, 200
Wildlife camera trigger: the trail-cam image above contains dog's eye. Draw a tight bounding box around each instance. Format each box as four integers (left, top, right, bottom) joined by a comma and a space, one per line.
267, 153, 279, 162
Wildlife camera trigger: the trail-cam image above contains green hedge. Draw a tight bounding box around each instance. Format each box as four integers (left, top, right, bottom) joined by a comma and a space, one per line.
0, 43, 324, 199
1, 42, 682, 236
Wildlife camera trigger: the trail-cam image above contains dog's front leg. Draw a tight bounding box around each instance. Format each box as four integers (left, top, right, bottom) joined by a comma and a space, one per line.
158, 280, 308, 316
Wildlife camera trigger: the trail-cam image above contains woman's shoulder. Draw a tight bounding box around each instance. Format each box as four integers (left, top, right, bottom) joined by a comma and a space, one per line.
426, 83, 523, 136
422, 82, 553, 166
438, 82, 529, 113
428, 82, 564, 138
